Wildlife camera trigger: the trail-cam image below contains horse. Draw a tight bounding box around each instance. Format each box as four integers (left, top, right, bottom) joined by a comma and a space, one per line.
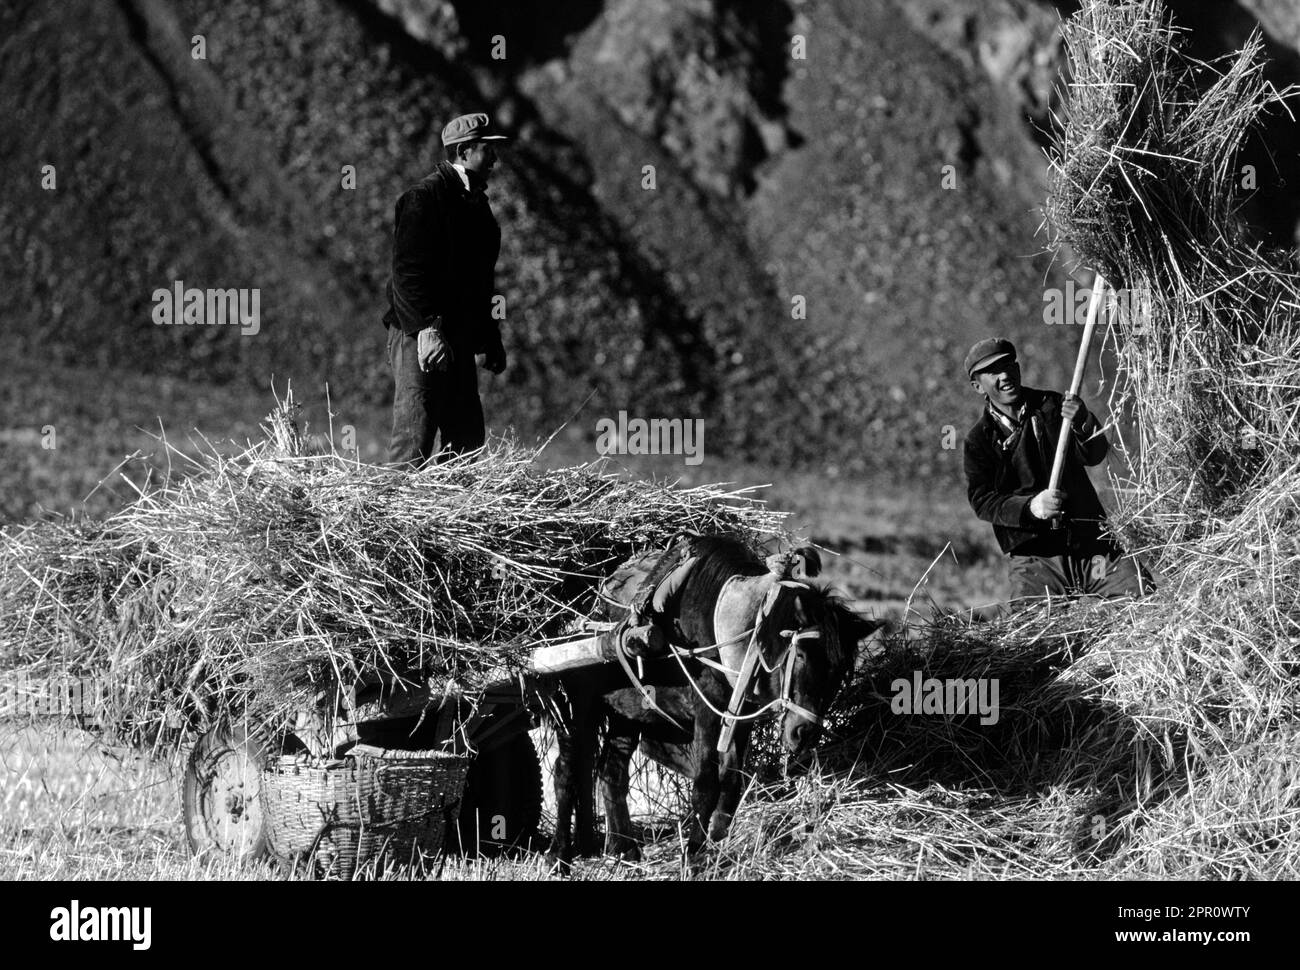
547, 535, 884, 868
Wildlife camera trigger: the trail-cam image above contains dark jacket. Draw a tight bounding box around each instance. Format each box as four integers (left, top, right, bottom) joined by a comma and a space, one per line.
963, 386, 1112, 557
383, 162, 503, 354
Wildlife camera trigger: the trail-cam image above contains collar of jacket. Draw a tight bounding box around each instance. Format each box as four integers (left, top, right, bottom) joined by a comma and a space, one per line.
987, 400, 1025, 437
982, 386, 1048, 444
424, 161, 473, 196
437, 160, 489, 196
451, 162, 491, 195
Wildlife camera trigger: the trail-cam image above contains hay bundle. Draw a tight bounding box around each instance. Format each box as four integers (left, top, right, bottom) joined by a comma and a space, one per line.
0, 402, 781, 748
1042, 0, 1300, 761
1046, 0, 1300, 550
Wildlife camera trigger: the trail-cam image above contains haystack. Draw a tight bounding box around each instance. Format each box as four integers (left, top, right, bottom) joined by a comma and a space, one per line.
1047, 0, 1300, 550
0, 400, 782, 750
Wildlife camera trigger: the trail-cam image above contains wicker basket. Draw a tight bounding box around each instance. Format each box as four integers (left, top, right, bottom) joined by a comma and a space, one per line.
262, 746, 470, 879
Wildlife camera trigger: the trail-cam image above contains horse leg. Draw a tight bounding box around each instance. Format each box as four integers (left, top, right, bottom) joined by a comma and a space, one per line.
686, 710, 722, 856
574, 694, 602, 858
598, 712, 641, 862
709, 723, 752, 842
547, 706, 580, 871
547, 678, 601, 869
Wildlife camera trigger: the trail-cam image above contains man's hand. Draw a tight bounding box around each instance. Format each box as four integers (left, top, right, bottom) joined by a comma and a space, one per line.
417, 327, 453, 373
1061, 393, 1089, 430
1029, 488, 1067, 520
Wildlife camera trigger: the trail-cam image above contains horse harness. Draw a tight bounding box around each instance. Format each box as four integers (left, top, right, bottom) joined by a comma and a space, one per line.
712, 579, 825, 754
606, 545, 826, 752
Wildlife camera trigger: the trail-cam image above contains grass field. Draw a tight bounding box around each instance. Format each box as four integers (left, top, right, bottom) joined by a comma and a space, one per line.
0, 725, 1087, 881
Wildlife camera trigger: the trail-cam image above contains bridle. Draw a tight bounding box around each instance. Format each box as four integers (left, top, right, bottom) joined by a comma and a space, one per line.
760, 626, 827, 726
709, 616, 826, 749
689, 579, 831, 752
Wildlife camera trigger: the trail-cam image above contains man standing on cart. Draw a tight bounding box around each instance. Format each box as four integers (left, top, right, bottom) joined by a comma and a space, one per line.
383, 112, 510, 466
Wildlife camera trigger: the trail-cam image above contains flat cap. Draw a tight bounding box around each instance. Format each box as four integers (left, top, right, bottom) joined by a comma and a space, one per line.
441, 112, 509, 146
964, 337, 1017, 377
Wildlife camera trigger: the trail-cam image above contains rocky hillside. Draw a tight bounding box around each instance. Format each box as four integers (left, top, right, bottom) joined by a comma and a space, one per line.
3, 0, 1298, 493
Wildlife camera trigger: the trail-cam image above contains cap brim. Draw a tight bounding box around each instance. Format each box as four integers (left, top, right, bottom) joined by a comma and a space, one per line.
969, 352, 1014, 375
443, 135, 510, 146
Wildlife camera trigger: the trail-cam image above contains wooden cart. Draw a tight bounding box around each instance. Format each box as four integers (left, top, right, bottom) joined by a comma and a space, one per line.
182, 623, 620, 863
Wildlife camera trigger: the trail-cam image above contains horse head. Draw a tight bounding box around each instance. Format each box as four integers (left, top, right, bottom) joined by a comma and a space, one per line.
754, 582, 885, 755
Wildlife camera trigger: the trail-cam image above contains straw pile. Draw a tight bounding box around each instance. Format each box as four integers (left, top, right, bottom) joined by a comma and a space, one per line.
1046, 0, 1300, 551
0, 400, 781, 750
1042, 0, 1300, 765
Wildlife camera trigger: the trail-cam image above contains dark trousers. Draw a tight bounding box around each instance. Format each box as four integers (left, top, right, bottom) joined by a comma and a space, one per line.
1008, 547, 1151, 603
386, 325, 485, 467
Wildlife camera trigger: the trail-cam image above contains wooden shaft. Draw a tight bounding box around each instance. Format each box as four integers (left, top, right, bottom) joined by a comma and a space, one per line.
717, 640, 762, 754
528, 634, 613, 674
1048, 273, 1107, 492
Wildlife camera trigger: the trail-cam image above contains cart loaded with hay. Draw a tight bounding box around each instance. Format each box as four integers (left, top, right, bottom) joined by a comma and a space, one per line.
0, 410, 784, 877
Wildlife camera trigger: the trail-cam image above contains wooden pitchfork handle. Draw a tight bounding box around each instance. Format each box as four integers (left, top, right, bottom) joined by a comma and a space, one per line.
1047, 273, 1107, 530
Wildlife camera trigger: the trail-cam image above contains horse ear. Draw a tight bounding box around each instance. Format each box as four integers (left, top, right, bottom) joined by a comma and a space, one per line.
845, 612, 887, 649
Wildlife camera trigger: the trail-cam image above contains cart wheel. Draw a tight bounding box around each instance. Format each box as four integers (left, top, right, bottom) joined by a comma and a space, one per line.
453, 734, 543, 855
183, 726, 280, 863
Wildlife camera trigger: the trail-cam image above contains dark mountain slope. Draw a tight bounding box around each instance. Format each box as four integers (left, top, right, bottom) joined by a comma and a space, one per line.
3, 0, 1298, 496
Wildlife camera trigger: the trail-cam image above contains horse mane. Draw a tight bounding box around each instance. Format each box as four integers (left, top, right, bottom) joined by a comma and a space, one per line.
811, 587, 860, 670
769, 581, 859, 670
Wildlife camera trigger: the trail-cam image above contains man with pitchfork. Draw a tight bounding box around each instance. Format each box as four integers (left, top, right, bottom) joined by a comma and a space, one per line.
962, 337, 1150, 603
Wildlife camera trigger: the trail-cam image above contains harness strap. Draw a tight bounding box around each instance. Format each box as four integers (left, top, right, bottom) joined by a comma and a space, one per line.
782, 701, 822, 725
717, 631, 762, 754
774, 628, 823, 727
667, 645, 783, 723
670, 626, 754, 666
688, 651, 738, 678
612, 634, 689, 733
758, 628, 821, 674
606, 618, 758, 733
628, 533, 698, 619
